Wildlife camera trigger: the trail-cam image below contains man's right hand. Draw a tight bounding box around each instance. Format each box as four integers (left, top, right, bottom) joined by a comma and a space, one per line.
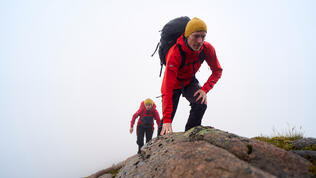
160, 123, 173, 135
129, 127, 133, 134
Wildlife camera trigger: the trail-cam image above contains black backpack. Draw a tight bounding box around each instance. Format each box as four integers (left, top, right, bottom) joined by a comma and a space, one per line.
151, 16, 191, 76
152, 16, 205, 77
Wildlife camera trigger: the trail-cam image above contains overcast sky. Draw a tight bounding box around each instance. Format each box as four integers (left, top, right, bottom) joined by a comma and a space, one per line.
1, 0, 316, 178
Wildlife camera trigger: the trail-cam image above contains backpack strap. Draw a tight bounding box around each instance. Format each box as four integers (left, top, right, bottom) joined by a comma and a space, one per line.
162, 44, 205, 77
177, 44, 186, 70
152, 42, 165, 77
178, 44, 205, 70
151, 42, 160, 57
199, 47, 205, 64
159, 64, 163, 77
176, 44, 186, 96
176, 44, 206, 96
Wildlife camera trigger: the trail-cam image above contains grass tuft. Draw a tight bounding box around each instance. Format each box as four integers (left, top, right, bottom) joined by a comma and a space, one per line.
271, 123, 304, 138
253, 124, 305, 151
253, 136, 301, 151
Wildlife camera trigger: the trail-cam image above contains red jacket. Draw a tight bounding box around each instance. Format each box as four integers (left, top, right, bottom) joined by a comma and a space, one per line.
130, 101, 161, 130
161, 35, 223, 123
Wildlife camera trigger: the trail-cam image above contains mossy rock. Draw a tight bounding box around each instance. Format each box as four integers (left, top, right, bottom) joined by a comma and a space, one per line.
253, 136, 316, 177
309, 163, 316, 177
252, 136, 303, 151
108, 168, 120, 178
291, 138, 316, 151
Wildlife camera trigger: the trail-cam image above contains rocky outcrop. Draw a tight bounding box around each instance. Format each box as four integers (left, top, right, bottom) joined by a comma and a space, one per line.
118, 140, 274, 178
88, 126, 314, 178
290, 138, 316, 167
291, 150, 316, 162
291, 138, 316, 150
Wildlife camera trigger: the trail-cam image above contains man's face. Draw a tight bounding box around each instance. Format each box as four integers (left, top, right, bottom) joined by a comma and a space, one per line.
145, 104, 152, 110
187, 31, 207, 51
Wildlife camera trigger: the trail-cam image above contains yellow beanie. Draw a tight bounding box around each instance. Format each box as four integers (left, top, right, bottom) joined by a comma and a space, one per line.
184, 17, 207, 37
144, 98, 153, 105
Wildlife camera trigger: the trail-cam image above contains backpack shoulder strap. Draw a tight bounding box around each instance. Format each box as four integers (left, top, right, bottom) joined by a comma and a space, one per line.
177, 44, 206, 69
177, 44, 186, 70
199, 47, 206, 64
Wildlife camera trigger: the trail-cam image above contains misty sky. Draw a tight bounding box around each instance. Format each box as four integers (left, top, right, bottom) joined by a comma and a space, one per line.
1, 0, 316, 178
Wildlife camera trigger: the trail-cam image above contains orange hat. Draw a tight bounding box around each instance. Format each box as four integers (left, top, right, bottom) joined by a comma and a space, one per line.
144, 98, 153, 105
184, 17, 207, 37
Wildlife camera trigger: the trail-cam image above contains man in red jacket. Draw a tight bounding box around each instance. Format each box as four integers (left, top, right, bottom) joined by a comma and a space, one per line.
158, 17, 222, 136
130, 98, 161, 154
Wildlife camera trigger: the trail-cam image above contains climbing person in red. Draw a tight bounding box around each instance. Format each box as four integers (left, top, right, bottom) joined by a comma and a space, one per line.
130, 98, 161, 154
158, 17, 223, 136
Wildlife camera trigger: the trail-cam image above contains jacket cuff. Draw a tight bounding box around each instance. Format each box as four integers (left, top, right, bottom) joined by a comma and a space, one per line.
163, 118, 172, 124
201, 85, 212, 93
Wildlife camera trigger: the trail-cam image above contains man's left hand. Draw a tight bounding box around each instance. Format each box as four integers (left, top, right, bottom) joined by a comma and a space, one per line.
194, 89, 207, 104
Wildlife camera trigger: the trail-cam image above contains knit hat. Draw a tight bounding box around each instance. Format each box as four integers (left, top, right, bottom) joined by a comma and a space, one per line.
184, 17, 207, 37
144, 98, 153, 105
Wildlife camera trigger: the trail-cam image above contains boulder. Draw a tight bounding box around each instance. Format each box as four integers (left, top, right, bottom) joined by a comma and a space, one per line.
291, 150, 316, 162
118, 140, 274, 178
291, 138, 316, 150
90, 126, 314, 178
183, 126, 312, 178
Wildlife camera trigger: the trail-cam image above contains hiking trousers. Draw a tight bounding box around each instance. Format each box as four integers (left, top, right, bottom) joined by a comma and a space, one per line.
158, 78, 207, 136
136, 125, 153, 149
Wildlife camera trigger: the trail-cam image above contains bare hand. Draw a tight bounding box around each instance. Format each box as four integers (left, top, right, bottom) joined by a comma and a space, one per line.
129, 127, 133, 134
160, 123, 173, 135
194, 89, 207, 104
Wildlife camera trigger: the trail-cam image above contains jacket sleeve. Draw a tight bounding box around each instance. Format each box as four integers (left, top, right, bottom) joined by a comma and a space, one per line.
130, 104, 142, 128
161, 47, 181, 123
153, 108, 161, 127
200, 43, 223, 93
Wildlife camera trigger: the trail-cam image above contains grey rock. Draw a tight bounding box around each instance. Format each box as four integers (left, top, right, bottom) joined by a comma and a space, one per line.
291, 150, 316, 162
88, 126, 314, 178
291, 138, 316, 149
118, 140, 275, 178
115, 126, 313, 178
184, 126, 312, 178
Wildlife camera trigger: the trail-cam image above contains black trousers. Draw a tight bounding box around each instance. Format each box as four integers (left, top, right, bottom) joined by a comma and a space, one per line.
136, 125, 153, 149
158, 78, 207, 136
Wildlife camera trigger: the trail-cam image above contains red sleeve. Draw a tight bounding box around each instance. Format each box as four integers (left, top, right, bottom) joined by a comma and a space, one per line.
153, 108, 161, 127
200, 43, 223, 93
161, 46, 181, 123
130, 103, 142, 128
